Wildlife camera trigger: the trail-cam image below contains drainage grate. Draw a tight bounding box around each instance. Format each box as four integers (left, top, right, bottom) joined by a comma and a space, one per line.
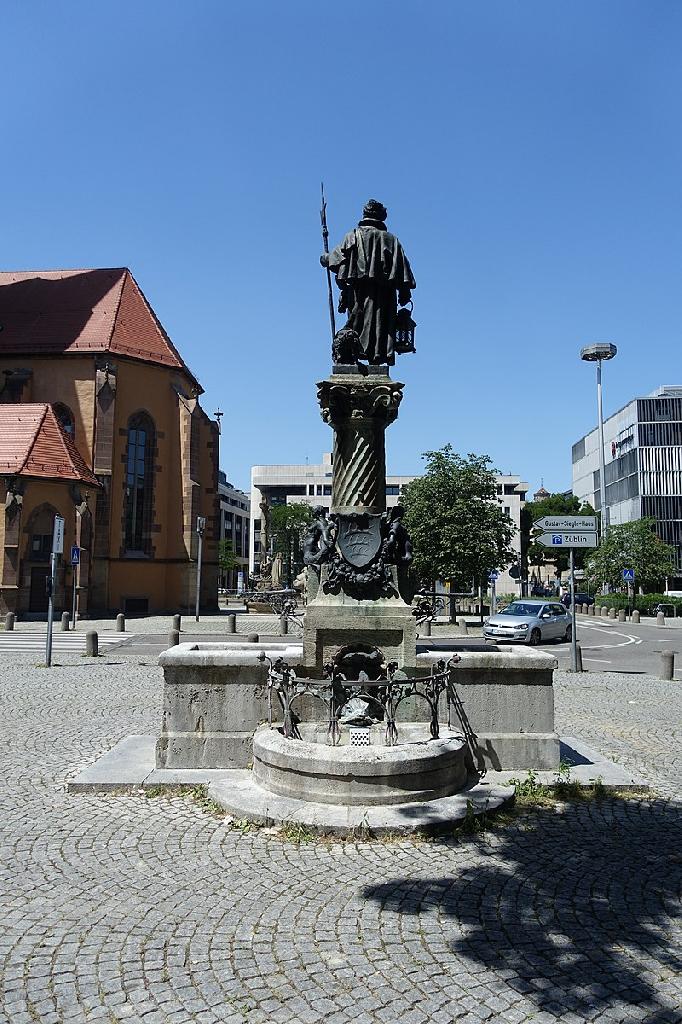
349, 727, 371, 747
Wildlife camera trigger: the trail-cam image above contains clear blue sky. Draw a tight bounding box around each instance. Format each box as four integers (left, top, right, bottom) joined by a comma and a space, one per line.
3, 1, 681, 494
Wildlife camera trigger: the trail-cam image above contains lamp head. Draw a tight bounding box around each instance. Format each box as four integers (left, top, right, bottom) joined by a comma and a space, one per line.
580, 343, 617, 362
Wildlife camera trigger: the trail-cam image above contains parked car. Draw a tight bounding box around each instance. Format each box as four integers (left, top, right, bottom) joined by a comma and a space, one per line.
484, 599, 572, 645
561, 592, 595, 608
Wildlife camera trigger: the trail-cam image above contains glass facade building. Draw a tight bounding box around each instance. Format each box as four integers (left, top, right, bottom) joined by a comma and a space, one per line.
572, 386, 682, 590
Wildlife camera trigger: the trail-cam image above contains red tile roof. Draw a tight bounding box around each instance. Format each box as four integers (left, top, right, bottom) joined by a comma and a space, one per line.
0, 269, 199, 388
0, 404, 99, 486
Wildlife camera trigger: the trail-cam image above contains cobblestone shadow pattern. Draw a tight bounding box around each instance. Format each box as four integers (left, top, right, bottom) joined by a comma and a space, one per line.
0, 654, 680, 1024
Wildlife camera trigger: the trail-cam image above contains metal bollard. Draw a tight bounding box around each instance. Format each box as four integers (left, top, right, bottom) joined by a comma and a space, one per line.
618, 609, 626, 622
168, 628, 180, 647
660, 651, 674, 680
226, 614, 236, 634
116, 613, 125, 632
5, 612, 15, 631
422, 619, 432, 636
247, 632, 259, 643
632, 609, 640, 623
657, 611, 666, 626
172, 613, 181, 631
279, 614, 288, 636
85, 630, 98, 657
61, 611, 70, 631
575, 642, 584, 672
608, 607, 616, 619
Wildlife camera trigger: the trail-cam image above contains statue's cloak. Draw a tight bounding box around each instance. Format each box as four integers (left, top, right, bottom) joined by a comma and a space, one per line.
327, 220, 416, 365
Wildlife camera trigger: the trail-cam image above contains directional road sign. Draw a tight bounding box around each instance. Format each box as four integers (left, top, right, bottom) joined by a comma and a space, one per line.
52, 515, 64, 555
537, 532, 598, 548
622, 568, 635, 582
534, 516, 598, 532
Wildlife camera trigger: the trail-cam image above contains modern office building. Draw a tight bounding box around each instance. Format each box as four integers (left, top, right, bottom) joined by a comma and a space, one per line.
218, 471, 249, 590
250, 453, 527, 593
572, 385, 682, 589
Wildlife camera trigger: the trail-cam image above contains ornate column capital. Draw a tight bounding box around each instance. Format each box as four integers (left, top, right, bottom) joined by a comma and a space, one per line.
317, 375, 403, 429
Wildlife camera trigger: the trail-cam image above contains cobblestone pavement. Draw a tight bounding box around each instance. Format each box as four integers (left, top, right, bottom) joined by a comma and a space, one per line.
1, 653, 680, 1024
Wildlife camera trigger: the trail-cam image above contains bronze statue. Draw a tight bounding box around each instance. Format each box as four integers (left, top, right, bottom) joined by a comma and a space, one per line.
384, 505, 413, 566
321, 199, 416, 366
302, 506, 335, 567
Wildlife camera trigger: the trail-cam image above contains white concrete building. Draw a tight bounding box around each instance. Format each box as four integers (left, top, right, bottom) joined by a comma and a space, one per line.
572, 385, 682, 590
249, 454, 527, 594
218, 471, 250, 591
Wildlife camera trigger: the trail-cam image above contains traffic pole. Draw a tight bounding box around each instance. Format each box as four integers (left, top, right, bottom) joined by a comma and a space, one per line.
195, 516, 206, 623
71, 565, 77, 630
46, 551, 56, 668
46, 514, 64, 668
570, 547, 579, 672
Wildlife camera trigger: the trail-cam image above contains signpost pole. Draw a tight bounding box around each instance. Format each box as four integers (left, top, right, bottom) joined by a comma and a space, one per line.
46, 551, 57, 668
195, 516, 206, 623
569, 547, 578, 672
71, 566, 77, 630
70, 545, 80, 629
46, 514, 64, 668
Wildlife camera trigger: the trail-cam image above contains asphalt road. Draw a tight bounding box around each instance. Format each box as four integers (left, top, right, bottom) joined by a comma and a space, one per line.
109, 614, 682, 677
555, 613, 682, 675
427, 615, 682, 676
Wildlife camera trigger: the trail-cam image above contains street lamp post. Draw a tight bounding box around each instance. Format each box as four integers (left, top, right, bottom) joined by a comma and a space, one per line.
195, 516, 206, 622
580, 343, 617, 539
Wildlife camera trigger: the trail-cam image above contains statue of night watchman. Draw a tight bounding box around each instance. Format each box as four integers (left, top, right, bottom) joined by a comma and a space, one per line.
321, 199, 416, 367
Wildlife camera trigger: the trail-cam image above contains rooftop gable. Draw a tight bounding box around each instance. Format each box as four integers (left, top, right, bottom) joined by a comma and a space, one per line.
0, 269, 199, 389
0, 403, 99, 486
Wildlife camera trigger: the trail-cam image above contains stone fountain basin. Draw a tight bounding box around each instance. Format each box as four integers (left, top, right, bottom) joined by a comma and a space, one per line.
252, 723, 468, 806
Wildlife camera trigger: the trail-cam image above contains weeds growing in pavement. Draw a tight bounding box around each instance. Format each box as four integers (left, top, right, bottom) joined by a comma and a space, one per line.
143, 783, 227, 818
279, 820, 317, 844
509, 767, 615, 808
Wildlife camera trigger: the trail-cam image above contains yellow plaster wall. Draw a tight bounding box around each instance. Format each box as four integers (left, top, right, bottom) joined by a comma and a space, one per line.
0, 355, 96, 462
106, 361, 217, 613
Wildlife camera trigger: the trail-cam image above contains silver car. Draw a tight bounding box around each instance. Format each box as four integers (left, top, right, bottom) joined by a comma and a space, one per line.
484, 599, 572, 646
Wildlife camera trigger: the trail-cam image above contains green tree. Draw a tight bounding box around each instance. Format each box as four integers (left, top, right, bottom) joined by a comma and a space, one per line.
269, 502, 314, 585
520, 493, 595, 585
584, 518, 676, 593
401, 447, 516, 590
217, 538, 236, 589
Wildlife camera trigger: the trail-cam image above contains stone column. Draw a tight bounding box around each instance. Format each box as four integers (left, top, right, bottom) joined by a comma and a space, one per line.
317, 371, 403, 516
305, 370, 416, 673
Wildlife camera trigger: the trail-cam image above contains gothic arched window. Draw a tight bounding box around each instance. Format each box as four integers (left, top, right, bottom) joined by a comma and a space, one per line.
124, 412, 155, 554
53, 403, 75, 436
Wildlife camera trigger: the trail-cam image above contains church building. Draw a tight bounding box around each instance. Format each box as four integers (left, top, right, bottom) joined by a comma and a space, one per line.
0, 268, 218, 617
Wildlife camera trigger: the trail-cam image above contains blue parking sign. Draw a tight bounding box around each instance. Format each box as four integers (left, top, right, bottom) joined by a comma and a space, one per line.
622, 568, 635, 582
70, 545, 80, 566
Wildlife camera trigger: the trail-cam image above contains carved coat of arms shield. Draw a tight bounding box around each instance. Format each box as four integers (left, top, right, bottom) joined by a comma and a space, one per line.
335, 513, 383, 568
